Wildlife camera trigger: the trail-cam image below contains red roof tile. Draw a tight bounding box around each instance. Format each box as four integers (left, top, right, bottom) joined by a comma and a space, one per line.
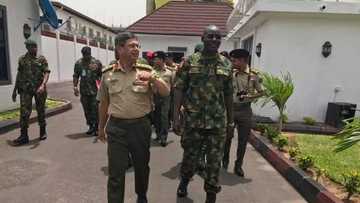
127, 1, 233, 36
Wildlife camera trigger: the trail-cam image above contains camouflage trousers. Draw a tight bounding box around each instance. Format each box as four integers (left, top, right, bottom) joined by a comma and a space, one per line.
80, 95, 98, 127
153, 96, 170, 139
20, 91, 47, 129
180, 127, 226, 193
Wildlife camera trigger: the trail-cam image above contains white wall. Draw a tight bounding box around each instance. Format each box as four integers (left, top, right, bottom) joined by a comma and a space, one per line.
0, 0, 40, 111
137, 34, 233, 57
249, 15, 360, 122
41, 34, 115, 82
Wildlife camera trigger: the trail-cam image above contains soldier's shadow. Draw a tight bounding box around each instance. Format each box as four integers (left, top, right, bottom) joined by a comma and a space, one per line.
150, 140, 174, 147
65, 132, 93, 140
176, 197, 194, 203
219, 170, 252, 186
6, 138, 41, 150
162, 162, 181, 180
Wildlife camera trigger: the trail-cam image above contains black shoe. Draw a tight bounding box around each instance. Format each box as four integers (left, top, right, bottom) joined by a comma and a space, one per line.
222, 159, 229, 170
177, 178, 189, 198
86, 126, 95, 135
205, 192, 217, 203
137, 195, 148, 203
160, 139, 167, 147
234, 166, 245, 177
12, 135, 29, 146
39, 126, 47, 140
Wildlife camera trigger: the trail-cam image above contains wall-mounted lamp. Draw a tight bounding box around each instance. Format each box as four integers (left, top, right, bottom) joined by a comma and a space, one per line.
23, 24, 31, 39
255, 43, 262, 57
322, 41, 332, 58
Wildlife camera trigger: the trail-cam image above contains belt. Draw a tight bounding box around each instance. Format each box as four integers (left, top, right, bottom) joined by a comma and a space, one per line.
233, 102, 251, 111
109, 115, 149, 124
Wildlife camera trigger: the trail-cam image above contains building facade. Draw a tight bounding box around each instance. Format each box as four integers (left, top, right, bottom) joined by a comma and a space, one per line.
226, 0, 360, 122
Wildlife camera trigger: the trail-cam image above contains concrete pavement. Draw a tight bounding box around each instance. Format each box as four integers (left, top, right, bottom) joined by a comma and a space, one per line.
0, 82, 306, 203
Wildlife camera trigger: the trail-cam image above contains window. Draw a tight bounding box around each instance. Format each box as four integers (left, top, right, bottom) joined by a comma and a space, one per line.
109, 36, 113, 45
89, 28, 94, 38
0, 5, 10, 84
66, 20, 72, 33
242, 35, 253, 66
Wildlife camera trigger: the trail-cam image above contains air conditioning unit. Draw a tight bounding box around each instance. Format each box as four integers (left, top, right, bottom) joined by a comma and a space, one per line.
325, 102, 356, 128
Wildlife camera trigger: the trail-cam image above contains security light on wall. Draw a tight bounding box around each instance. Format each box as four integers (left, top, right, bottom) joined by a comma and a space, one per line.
322, 41, 332, 58
255, 43, 262, 57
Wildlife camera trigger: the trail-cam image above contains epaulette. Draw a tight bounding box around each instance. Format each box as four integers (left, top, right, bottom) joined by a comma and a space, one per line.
102, 65, 114, 73
134, 63, 153, 71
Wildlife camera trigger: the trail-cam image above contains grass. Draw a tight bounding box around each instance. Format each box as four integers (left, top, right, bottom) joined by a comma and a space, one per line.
0, 99, 65, 122
295, 134, 360, 186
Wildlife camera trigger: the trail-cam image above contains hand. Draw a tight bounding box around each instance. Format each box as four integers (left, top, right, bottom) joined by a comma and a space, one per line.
73, 87, 80, 97
137, 71, 153, 82
37, 84, 45, 94
173, 116, 182, 136
97, 128, 107, 143
12, 90, 17, 102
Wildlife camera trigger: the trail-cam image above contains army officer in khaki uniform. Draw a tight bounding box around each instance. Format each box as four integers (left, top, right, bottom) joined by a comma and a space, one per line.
97, 32, 170, 203
222, 49, 264, 177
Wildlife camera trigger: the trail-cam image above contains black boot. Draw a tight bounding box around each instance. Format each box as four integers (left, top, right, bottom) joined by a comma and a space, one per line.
91, 124, 98, 137
234, 165, 244, 177
86, 125, 95, 135
13, 128, 29, 146
137, 195, 148, 203
177, 178, 189, 198
39, 126, 47, 140
222, 159, 229, 170
205, 192, 217, 203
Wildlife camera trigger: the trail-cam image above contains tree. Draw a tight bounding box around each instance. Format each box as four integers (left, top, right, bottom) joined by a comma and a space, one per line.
261, 72, 294, 132
334, 118, 360, 152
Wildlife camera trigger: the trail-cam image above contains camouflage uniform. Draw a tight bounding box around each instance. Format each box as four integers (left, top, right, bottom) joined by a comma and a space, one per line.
174, 52, 233, 193
153, 66, 173, 143
16, 53, 50, 131
73, 57, 102, 129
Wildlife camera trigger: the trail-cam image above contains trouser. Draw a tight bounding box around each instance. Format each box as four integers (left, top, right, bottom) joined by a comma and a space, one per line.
80, 94, 98, 128
223, 104, 252, 168
20, 91, 47, 132
106, 115, 151, 203
153, 96, 170, 140
180, 127, 226, 193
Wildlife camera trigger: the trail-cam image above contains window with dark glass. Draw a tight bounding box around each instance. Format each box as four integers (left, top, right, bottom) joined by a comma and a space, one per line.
0, 5, 10, 84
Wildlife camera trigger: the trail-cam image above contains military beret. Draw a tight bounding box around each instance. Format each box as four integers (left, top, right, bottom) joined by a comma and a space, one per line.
153, 51, 166, 60
24, 39, 37, 46
81, 46, 91, 54
194, 43, 204, 53
146, 51, 154, 59
229, 49, 250, 59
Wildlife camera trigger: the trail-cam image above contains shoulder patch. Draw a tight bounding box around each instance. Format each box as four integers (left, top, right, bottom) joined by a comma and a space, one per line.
135, 63, 153, 71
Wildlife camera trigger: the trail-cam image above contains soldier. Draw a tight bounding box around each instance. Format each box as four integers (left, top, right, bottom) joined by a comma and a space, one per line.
73, 46, 102, 136
97, 32, 170, 203
152, 51, 173, 146
165, 52, 178, 129
222, 49, 264, 177
173, 25, 234, 203
11, 39, 51, 146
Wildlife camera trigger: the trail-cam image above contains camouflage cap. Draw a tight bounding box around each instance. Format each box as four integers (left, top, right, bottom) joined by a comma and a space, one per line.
24, 39, 37, 46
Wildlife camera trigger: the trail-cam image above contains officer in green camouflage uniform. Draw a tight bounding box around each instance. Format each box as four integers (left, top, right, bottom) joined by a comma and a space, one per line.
12, 39, 51, 146
152, 51, 173, 146
173, 25, 234, 203
73, 46, 102, 136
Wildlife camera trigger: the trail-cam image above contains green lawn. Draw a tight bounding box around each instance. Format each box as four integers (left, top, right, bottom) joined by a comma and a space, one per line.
0, 99, 65, 122
295, 134, 360, 185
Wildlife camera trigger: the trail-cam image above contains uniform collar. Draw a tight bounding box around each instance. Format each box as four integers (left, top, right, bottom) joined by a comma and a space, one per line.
113, 60, 136, 73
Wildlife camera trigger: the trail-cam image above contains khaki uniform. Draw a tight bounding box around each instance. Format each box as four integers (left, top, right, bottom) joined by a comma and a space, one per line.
223, 67, 262, 169
97, 61, 155, 203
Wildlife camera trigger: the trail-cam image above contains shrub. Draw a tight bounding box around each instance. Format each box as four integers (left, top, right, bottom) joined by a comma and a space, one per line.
277, 135, 289, 151
289, 147, 300, 160
298, 155, 314, 171
264, 126, 280, 142
280, 114, 289, 124
315, 167, 327, 182
303, 117, 316, 126
343, 171, 360, 200
255, 123, 269, 134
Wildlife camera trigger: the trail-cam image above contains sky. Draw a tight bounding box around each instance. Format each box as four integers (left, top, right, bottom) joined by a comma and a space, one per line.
53, 0, 146, 27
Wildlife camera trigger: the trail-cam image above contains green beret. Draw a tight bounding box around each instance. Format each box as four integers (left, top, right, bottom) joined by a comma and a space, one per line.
24, 39, 37, 46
